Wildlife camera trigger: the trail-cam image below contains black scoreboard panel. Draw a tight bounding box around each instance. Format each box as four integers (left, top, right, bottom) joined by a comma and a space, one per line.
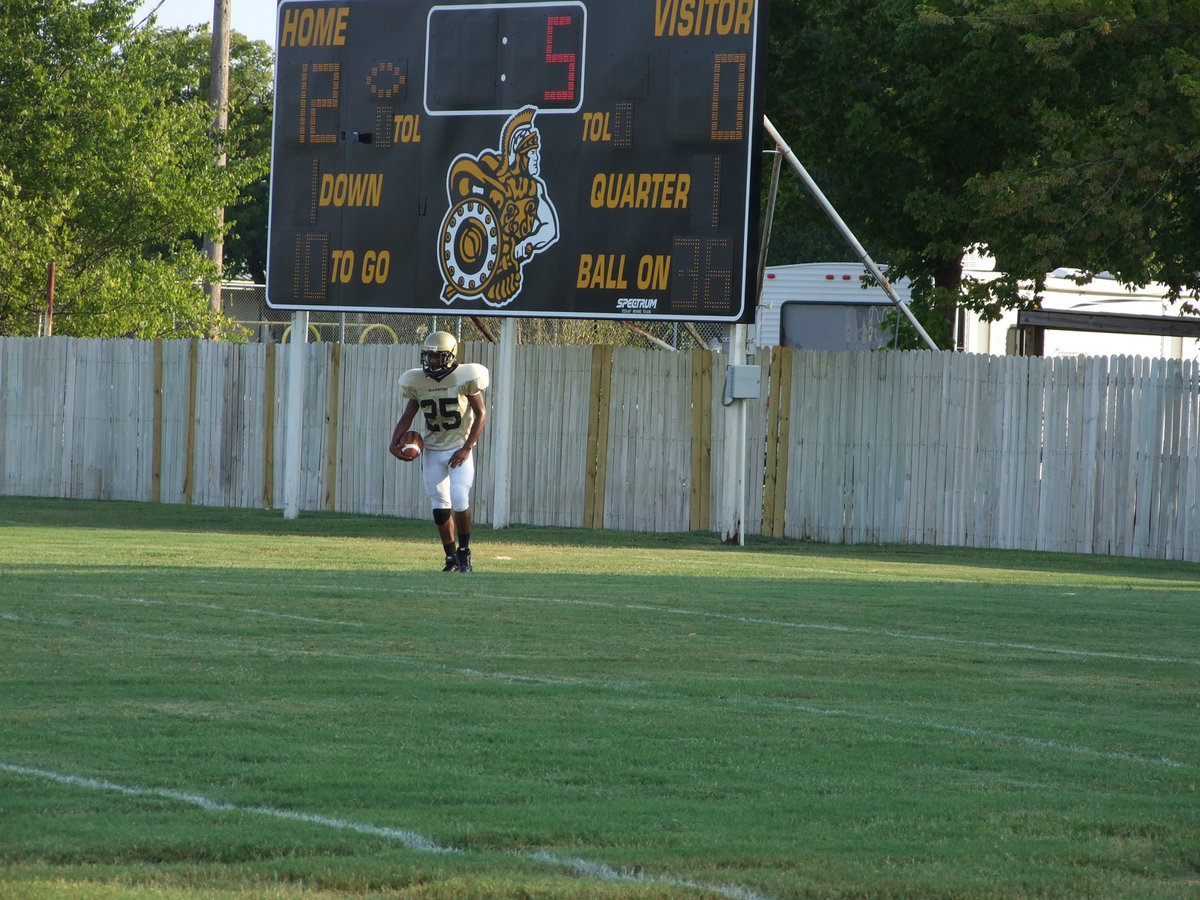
267, 0, 767, 322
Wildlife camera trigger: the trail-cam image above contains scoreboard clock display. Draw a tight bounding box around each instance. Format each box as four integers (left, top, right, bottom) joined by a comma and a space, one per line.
267, 0, 768, 322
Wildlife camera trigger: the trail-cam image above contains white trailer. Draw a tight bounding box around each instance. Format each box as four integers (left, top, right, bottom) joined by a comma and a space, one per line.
756, 260, 1199, 361
755, 263, 912, 351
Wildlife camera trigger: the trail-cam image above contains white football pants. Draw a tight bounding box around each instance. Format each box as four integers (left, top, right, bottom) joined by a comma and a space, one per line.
422, 446, 475, 512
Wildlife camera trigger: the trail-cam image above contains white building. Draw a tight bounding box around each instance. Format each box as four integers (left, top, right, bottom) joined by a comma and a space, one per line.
756, 259, 1200, 361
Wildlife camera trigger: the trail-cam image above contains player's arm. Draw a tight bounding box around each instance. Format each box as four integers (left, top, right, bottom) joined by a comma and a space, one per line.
449, 392, 486, 469
389, 399, 420, 460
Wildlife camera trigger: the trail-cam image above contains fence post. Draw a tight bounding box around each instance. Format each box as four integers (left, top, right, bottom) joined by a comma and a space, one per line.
689, 348, 713, 531
762, 346, 792, 537
584, 345, 613, 528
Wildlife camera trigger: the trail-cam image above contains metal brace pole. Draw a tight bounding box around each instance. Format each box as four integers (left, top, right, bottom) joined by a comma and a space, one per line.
763, 116, 939, 351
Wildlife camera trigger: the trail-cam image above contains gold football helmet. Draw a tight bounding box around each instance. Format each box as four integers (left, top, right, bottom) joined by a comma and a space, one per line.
421, 331, 458, 379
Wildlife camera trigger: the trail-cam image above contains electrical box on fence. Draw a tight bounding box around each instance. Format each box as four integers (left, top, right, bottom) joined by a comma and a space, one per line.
726, 365, 761, 400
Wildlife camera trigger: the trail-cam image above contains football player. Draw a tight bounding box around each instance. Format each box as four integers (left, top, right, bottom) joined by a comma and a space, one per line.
390, 330, 489, 572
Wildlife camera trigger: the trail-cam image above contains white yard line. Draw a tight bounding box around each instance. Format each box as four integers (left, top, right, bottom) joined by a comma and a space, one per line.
66, 593, 365, 628
0, 612, 634, 689
476, 593, 1200, 668
0, 762, 769, 900
55, 585, 1200, 668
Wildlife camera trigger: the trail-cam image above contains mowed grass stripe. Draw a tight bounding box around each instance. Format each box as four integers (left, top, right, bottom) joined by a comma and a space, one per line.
4, 600, 1191, 770
8, 570, 1198, 668
10, 580, 1195, 685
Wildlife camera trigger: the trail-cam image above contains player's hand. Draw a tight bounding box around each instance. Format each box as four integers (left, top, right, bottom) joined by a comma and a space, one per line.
449, 446, 470, 468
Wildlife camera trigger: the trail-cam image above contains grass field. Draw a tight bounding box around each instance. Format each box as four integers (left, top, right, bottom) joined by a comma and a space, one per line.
0, 496, 1197, 899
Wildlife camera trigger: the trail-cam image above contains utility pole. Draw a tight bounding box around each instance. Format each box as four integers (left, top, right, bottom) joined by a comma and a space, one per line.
204, 0, 231, 337
45, 261, 56, 337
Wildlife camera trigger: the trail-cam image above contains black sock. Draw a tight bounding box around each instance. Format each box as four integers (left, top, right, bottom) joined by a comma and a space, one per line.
443, 541, 456, 558
458, 534, 470, 551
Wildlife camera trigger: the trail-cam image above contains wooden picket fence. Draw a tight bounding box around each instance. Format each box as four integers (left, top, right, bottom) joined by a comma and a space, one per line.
761, 350, 1200, 559
1, 336, 1196, 561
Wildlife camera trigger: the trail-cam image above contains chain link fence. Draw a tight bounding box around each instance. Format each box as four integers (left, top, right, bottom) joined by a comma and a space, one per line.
222, 282, 730, 351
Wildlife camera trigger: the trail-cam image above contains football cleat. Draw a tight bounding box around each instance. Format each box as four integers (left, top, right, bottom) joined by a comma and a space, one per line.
421, 331, 458, 380
456, 548, 472, 573
442, 555, 459, 572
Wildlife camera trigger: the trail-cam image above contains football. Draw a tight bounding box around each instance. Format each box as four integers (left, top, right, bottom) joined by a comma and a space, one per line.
395, 429, 423, 461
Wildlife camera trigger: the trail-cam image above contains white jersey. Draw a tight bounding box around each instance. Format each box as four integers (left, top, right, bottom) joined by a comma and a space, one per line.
398, 362, 489, 452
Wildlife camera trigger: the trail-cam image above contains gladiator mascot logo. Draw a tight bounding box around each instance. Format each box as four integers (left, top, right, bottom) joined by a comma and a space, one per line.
438, 106, 560, 307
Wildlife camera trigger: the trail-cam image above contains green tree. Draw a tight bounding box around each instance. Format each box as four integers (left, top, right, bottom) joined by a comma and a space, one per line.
765, 0, 1200, 348
222, 33, 275, 285
0, 0, 263, 337
143, 24, 275, 283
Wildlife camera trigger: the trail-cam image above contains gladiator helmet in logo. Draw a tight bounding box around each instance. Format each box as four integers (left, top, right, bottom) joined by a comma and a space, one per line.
438, 106, 560, 308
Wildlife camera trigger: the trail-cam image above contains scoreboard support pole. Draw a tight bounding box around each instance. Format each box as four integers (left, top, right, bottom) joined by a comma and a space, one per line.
283, 310, 308, 520
490, 320, 517, 529
720, 323, 749, 546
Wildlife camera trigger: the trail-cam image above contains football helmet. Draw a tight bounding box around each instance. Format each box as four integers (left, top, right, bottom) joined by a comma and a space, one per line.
421, 331, 458, 379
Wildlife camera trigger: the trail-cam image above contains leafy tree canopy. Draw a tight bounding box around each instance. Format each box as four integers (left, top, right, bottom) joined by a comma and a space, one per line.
147, 23, 275, 284
0, 0, 269, 338
765, 0, 1200, 347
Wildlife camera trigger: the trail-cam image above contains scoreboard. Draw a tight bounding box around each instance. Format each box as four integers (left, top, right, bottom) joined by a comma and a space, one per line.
266, 0, 768, 322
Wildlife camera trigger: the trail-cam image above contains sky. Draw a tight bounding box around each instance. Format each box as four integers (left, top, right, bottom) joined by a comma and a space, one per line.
135, 0, 279, 46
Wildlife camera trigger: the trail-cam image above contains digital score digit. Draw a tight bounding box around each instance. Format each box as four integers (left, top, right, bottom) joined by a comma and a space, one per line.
425, 4, 584, 114
267, 0, 768, 322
